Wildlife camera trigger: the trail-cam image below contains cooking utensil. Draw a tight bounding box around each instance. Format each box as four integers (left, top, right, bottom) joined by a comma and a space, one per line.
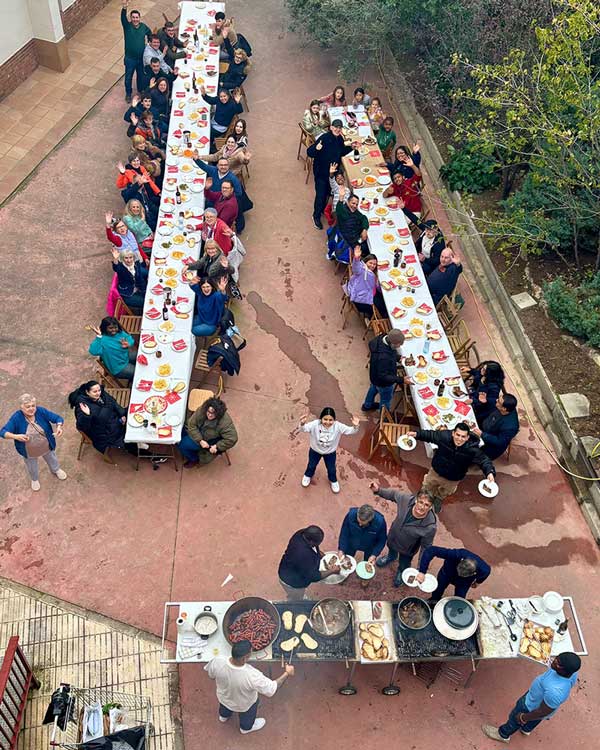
493, 605, 518, 641
310, 598, 352, 638
317, 605, 331, 635
222, 597, 280, 651
193, 605, 218, 640
397, 597, 432, 631
542, 591, 563, 614
432, 597, 479, 641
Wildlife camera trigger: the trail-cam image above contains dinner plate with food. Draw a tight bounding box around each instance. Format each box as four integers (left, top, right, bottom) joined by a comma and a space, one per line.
356, 561, 376, 580
413, 371, 429, 385
128, 412, 146, 428
478, 478, 499, 498
159, 320, 176, 333
156, 363, 173, 377
319, 552, 357, 584
397, 434, 417, 451
426, 364, 443, 378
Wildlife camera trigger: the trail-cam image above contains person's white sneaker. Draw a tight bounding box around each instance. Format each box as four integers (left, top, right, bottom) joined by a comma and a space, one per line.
301, 475, 311, 487
54, 469, 67, 480
139, 442, 150, 450
218, 715, 230, 723
240, 718, 266, 734
330, 481, 340, 493
31, 480, 41, 491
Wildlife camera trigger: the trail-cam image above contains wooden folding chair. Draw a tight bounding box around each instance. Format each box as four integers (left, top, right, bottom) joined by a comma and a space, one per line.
447, 319, 471, 356
214, 136, 227, 151
453, 340, 480, 370
104, 386, 132, 409
297, 122, 314, 163
390, 381, 418, 424
436, 294, 461, 332
305, 156, 314, 184
192, 347, 225, 392
114, 298, 142, 338
362, 308, 391, 340
77, 430, 115, 465
368, 406, 411, 466
95, 358, 128, 388
239, 84, 249, 112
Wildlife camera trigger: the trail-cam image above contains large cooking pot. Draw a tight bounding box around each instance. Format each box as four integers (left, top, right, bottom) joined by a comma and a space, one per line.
222, 597, 281, 651
432, 597, 479, 641
397, 596, 432, 630
193, 605, 219, 640
310, 598, 352, 638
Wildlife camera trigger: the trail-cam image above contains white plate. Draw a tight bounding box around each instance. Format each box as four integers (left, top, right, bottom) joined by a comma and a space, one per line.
419, 573, 438, 593
174, 302, 192, 314
141, 341, 158, 353
190, 184, 205, 193
153, 248, 169, 260
401, 567, 420, 587
478, 479, 499, 498
157, 332, 173, 344
397, 435, 416, 451
166, 414, 182, 427
127, 414, 144, 428
157, 224, 173, 236
319, 551, 356, 584
356, 561, 376, 579
162, 181, 177, 192
377, 175, 391, 185
155, 364, 173, 376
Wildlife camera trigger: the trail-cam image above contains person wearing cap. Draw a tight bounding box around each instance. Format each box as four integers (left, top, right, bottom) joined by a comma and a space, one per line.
278, 526, 341, 600
205, 640, 294, 735
307, 119, 353, 230
338, 504, 387, 563
482, 652, 581, 743
362, 330, 412, 413
402, 210, 446, 275
415, 546, 491, 602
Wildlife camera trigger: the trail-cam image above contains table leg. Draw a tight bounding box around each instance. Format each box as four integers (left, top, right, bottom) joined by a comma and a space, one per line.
338, 661, 358, 695
381, 662, 401, 695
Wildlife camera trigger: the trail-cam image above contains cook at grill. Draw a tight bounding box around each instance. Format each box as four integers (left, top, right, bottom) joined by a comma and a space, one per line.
416, 546, 491, 601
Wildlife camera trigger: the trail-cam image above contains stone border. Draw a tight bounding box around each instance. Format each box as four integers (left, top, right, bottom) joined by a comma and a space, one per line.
378, 46, 600, 542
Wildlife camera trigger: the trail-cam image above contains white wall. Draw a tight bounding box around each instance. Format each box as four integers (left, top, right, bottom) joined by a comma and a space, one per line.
60, 0, 77, 9
0, 0, 34, 65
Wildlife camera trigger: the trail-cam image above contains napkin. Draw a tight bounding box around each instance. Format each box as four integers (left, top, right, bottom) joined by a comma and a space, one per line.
369, 150, 380, 157
423, 404, 440, 417
454, 400, 471, 416
404, 254, 417, 263
151, 284, 164, 295
158, 426, 173, 439
172, 339, 188, 352
136, 380, 153, 392
136, 354, 149, 366
418, 387, 435, 400
165, 391, 182, 404
198, 135, 209, 145
432, 350, 449, 363
408, 276, 422, 287
129, 403, 144, 413
167, 165, 179, 173
173, 109, 184, 117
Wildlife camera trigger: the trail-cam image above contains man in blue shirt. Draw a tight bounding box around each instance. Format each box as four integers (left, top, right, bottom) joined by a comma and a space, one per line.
337, 504, 387, 563
415, 546, 490, 601
482, 652, 581, 742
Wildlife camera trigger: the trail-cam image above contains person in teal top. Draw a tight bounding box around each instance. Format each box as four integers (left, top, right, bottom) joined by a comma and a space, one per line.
482, 652, 581, 742
121, 1, 151, 102
123, 198, 153, 244
88, 316, 137, 380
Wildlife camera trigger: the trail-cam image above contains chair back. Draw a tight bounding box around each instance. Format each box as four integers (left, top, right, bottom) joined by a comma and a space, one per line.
114, 297, 134, 320
95, 358, 126, 389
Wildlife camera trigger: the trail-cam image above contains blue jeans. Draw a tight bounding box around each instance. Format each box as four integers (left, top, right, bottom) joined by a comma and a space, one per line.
219, 699, 258, 731
499, 695, 543, 738
192, 321, 217, 337
378, 547, 413, 576
124, 56, 144, 98
362, 383, 395, 411
304, 448, 337, 482
179, 434, 203, 463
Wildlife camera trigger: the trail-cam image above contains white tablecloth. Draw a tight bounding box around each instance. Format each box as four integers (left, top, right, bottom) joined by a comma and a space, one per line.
125, 1, 225, 445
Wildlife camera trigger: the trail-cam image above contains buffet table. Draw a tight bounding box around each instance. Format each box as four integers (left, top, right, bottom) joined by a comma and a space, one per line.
329, 106, 478, 453
124, 1, 225, 448
160, 594, 586, 694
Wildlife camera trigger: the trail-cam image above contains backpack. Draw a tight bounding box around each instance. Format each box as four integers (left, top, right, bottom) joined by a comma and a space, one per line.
234, 33, 252, 57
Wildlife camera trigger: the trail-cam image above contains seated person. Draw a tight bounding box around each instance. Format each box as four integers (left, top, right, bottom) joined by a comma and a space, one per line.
150, 77, 171, 123
345, 246, 387, 319
193, 153, 242, 197
387, 144, 422, 179
383, 172, 422, 217
68, 381, 142, 455
119, 173, 160, 232
376, 116, 397, 161
233, 117, 249, 148
123, 91, 159, 129
130, 134, 164, 180
210, 13, 238, 59
191, 276, 228, 337
122, 198, 154, 248
221, 40, 252, 90
116, 153, 160, 199
88, 316, 137, 381
205, 136, 251, 176
204, 178, 238, 228
127, 109, 166, 149
335, 185, 369, 252
109, 245, 148, 311
403, 214, 445, 275
462, 361, 505, 421
367, 96, 385, 132
185, 239, 233, 281
104, 210, 146, 262
426, 248, 463, 306
143, 35, 172, 77
200, 85, 243, 142
158, 20, 186, 69
324, 163, 351, 226
201, 208, 234, 255
141, 55, 175, 91
338, 504, 387, 563
319, 85, 346, 108
350, 86, 371, 108
302, 100, 330, 140
179, 397, 238, 468
471, 393, 519, 460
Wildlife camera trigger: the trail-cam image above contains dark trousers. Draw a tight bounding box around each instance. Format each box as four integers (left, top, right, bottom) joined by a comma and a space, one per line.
498, 695, 543, 739
219, 699, 258, 731
430, 567, 474, 601
381, 547, 413, 575
313, 175, 331, 221
304, 448, 337, 482
355, 293, 388, 319
124, 56, 144, 98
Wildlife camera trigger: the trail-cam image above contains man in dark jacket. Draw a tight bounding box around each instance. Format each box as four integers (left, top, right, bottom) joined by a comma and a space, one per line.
403, 211, 446, 275
335, 190, 369, 252
426, 247, 463, 306
158, 21, 186, 69
371, 483, 437, 587
407, 423, 497, 506
471, 393, 519, 460
416, 546, 491, 602
307, 119, 353, 229
362, 330, 411, 412
337, 504, 387, 563
278, 526, 340, 600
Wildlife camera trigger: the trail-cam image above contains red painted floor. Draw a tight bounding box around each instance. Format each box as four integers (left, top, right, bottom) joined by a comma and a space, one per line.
0, 1, 598, 748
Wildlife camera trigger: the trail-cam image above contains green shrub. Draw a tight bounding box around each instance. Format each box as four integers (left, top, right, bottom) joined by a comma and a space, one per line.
543, 274, 600, 348
439, 143, 500, 194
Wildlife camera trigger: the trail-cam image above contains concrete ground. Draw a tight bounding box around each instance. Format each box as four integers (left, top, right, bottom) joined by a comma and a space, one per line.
0, 0, 598, 749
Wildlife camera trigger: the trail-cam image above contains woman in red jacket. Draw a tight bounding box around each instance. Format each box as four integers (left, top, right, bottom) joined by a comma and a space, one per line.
116, 153, 160, 196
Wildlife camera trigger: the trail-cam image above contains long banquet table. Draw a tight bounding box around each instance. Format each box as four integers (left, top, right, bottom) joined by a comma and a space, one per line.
329, 106, 478, 451
124, 1, 225, 448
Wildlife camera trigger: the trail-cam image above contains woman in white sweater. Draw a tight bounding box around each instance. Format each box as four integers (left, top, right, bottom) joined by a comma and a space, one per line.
299, 407, 359, 493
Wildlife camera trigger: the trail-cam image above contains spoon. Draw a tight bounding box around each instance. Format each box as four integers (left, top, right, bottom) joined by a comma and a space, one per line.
493, 605, 518, 641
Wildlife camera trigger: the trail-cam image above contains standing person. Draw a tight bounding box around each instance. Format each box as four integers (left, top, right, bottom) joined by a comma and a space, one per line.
1, 394, 67, 492
299, 408, 359, 494
205, 641, 294, 735
415, 546, 491, 602
337, 504, 387, 563
121, 0, 150, 103
278, 526, 341, 600
361, 329, 411, 413
482, 653, 581, 743
371, 484, 437, 587
405, 423, 497, 506
471, 393, 520, 461
307, 119, 353, 229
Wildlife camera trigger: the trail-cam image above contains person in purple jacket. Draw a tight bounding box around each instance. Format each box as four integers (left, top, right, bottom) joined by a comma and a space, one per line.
345, 246, 387, 318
